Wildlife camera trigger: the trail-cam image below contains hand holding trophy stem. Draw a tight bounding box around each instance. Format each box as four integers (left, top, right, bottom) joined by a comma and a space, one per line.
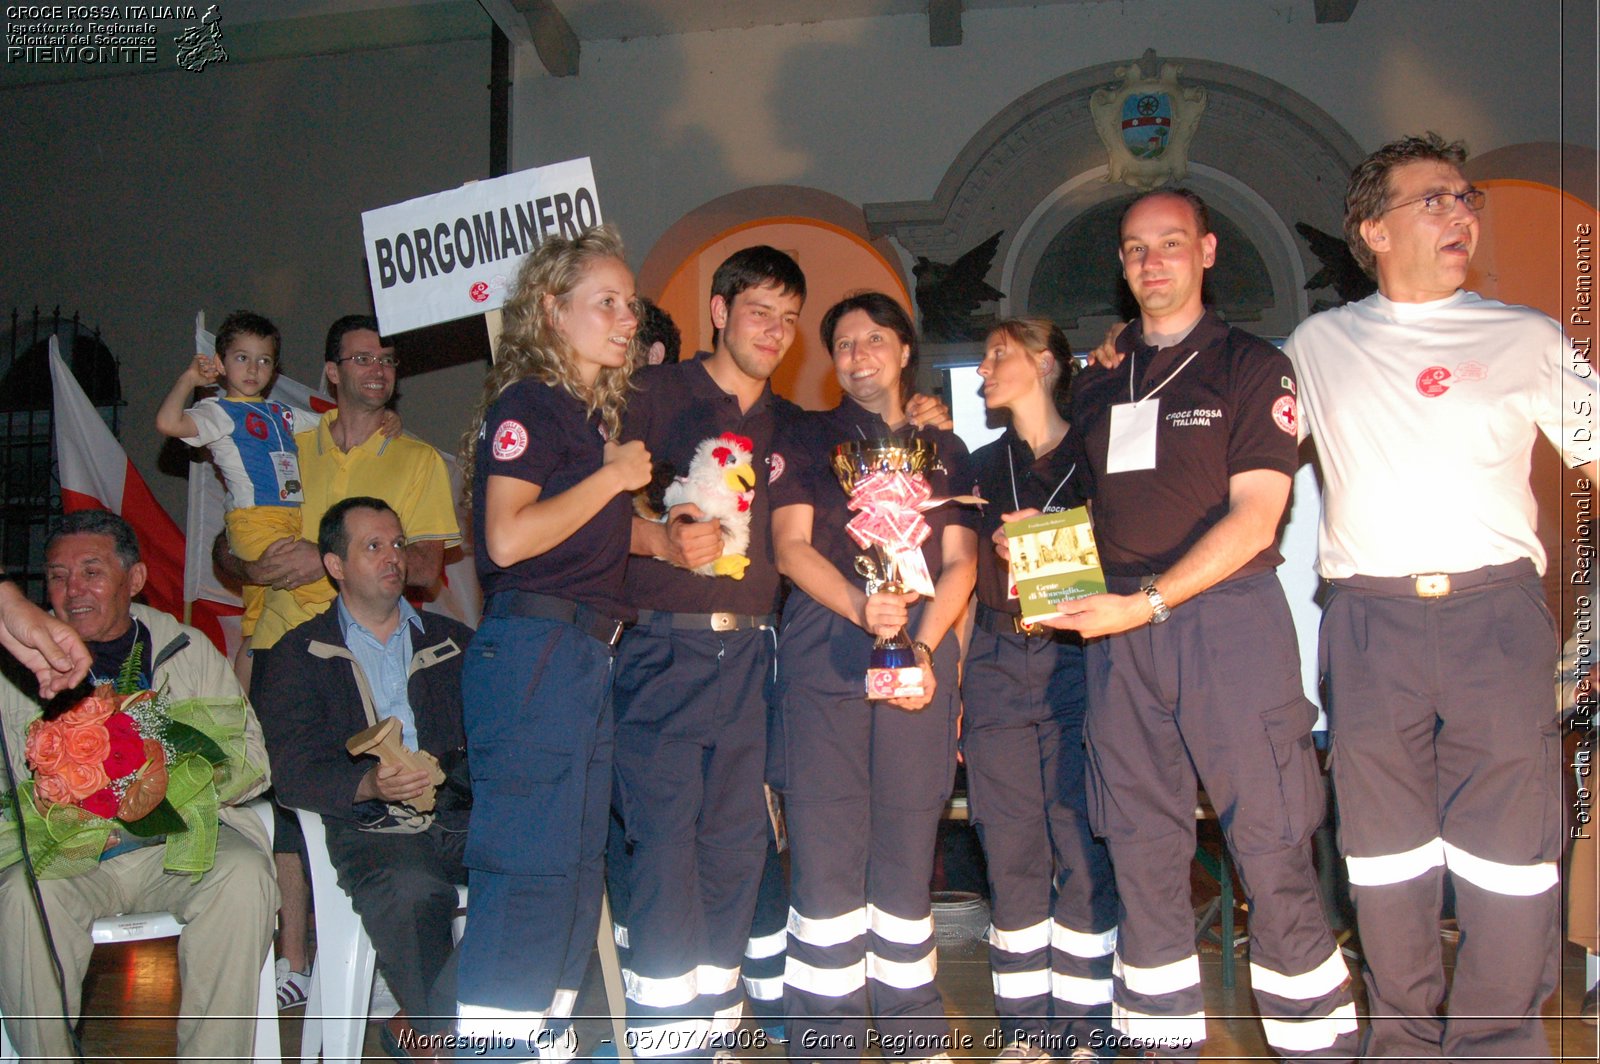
833, 440, 939, 700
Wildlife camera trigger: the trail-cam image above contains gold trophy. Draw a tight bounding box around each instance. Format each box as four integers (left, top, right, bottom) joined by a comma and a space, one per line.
832, 439, 941, 700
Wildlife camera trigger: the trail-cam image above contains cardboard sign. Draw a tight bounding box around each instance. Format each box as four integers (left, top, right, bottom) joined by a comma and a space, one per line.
361, 157, 601, 335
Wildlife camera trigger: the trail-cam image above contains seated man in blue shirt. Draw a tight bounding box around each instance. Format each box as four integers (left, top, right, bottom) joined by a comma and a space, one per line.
255, 496, 473, 1057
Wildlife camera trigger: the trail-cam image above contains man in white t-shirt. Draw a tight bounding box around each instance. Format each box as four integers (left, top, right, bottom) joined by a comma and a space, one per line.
1285, 132, 1597, 1061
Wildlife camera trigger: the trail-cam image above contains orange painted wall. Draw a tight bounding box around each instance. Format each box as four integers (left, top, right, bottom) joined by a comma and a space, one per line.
649, 220, 911, 411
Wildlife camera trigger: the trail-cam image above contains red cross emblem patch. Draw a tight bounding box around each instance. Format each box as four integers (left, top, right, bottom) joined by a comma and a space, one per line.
492, 419, 528, 461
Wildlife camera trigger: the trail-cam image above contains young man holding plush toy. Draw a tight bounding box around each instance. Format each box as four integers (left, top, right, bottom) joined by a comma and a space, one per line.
613, 246, 810, 1059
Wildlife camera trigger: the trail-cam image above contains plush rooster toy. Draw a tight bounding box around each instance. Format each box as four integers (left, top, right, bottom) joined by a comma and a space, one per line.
662, 432, 757, 579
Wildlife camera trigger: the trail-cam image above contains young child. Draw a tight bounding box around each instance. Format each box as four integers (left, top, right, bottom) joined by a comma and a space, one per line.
155, 310, 396, 639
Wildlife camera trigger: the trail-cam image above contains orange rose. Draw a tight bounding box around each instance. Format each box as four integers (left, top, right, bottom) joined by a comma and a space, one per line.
60, 692, 117, 727
64, 723, 112, 768
25, 719, 68, 774
58, 760, 110, 803
34, 771, 73, 807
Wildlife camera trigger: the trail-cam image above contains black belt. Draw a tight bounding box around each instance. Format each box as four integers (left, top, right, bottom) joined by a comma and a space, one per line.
636, 609, 775, 632
1329, 559, 1535, 599
975, 602, 1057, 639
486, 590, 627, 648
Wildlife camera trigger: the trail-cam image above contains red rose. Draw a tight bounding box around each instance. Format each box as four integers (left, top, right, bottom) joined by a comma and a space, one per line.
79, 787, 119, 820
102, 712, 147, 781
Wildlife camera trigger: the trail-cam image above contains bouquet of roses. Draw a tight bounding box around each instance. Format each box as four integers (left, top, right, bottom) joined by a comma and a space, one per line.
0, 650, 263, 879
26, 686, 193, 826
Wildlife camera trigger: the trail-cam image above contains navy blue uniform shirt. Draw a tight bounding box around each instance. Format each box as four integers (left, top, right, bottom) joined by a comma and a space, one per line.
1071, 311, 1299, 580
770, 395, 975, 585
472, 377, 635, 619
620, 353, 800, 615
968, 425, 1094, 613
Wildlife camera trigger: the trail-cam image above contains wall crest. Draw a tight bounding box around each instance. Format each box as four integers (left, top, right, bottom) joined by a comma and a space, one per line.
1090, 49, 1207, 190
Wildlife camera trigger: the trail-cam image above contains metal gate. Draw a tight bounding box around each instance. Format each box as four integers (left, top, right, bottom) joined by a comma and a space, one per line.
0, 307, 122, 603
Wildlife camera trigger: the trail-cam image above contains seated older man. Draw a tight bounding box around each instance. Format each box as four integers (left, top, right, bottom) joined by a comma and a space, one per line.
0, 510, 276, 1062
255, 497, 472, 1058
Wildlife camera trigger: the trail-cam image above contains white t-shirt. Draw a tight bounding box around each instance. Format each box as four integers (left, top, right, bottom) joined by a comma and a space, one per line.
1285, 290, 1595, 579
182, 396, 317, 511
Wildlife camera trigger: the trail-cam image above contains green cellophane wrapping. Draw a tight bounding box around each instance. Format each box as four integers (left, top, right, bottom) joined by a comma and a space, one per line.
0, 696, 264, 879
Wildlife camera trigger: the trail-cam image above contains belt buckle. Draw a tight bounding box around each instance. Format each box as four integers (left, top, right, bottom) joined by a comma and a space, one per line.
708, 612, 737, 632
1012, 615, 1040, 637
605, 621, 626, 647
1414, 573, 1451, 598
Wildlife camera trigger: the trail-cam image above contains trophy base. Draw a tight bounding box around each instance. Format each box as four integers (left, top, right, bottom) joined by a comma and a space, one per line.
866, 665, 925, 701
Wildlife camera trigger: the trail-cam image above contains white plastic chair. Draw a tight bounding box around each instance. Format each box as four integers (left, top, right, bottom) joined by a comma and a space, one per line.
0, 799, 281, 1063
296, 807, 635, 1064
295, 807, 470, 1063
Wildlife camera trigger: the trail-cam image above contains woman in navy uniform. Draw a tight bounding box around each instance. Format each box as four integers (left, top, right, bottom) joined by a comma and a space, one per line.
453, 225, 652, 1060
964, 319, 1118, 1063
770, 292, 977, 1064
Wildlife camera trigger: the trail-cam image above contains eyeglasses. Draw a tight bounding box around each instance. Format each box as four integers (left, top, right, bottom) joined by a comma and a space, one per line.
1383, 188, 1487, 215
336, 354, 399, 368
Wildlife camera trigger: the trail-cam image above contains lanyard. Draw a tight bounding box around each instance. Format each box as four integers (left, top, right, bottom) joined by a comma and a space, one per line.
1006, 441, 1075, 513
236, 397, 292, 452
1128, 348, 1200, 404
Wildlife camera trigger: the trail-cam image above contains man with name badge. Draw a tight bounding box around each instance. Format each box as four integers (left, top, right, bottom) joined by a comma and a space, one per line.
1285, 132, 1598, 1061
1039, 188, 1357, 1061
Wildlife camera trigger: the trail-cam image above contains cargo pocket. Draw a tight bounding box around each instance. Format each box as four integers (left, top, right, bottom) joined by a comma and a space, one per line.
1260, 696, 1323, 851
465, 740, 580, 876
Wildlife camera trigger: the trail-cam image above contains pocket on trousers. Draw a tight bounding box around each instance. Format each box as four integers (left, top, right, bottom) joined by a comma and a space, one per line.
1258, 696, 1324, 851
465, 741, 580, 876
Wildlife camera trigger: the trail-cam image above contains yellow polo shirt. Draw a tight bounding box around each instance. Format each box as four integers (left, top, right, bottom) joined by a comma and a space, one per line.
250, 412, 461, 649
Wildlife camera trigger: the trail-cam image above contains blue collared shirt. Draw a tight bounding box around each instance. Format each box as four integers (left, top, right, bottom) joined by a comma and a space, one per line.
336, 597, 424, 751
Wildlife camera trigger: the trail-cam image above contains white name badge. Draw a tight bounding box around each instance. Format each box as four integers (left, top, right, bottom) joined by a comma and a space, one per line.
1106, 399, 1159, 473
271, 450, 304, 503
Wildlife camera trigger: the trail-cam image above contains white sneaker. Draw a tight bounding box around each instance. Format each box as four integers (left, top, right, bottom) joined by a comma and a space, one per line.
273, 956, 310, 1011
368, 968, 401, 1020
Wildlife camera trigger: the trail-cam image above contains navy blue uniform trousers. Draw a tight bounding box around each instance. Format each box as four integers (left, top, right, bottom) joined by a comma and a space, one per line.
1322, 568, 1561, 1063
773, 596, 957, 1064
961, 620, 1117, 1052
1083, 572, 1357, 1061
612, 614, 773, 1056
455, 615, 615, 1059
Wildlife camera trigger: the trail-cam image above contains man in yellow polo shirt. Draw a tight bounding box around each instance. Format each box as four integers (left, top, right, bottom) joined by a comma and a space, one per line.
219, 314, 460, 653
214, 314, 461, 1009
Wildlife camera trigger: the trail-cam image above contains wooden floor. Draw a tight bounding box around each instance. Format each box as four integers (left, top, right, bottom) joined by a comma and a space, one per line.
55, 821, 1600, 1063
65, 918, 1598, 1061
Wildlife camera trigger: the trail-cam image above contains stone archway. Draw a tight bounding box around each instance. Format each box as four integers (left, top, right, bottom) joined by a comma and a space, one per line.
864, 53, 1366, 350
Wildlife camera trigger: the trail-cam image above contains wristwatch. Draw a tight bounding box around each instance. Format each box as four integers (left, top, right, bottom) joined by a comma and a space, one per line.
1140, 578, 1171, 625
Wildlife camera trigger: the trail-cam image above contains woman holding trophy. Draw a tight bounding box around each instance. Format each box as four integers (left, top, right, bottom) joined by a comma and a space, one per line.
964, 319, 1118, 1063
453, 225, 652, 1055
770, 291, 978, 1064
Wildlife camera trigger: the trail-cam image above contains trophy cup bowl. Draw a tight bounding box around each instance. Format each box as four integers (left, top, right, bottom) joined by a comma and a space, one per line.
831, 439, 940, 699
830, 438, 939, 493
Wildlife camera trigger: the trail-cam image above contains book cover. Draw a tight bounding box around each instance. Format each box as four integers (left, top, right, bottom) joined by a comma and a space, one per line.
1002, 506, 1107, 624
